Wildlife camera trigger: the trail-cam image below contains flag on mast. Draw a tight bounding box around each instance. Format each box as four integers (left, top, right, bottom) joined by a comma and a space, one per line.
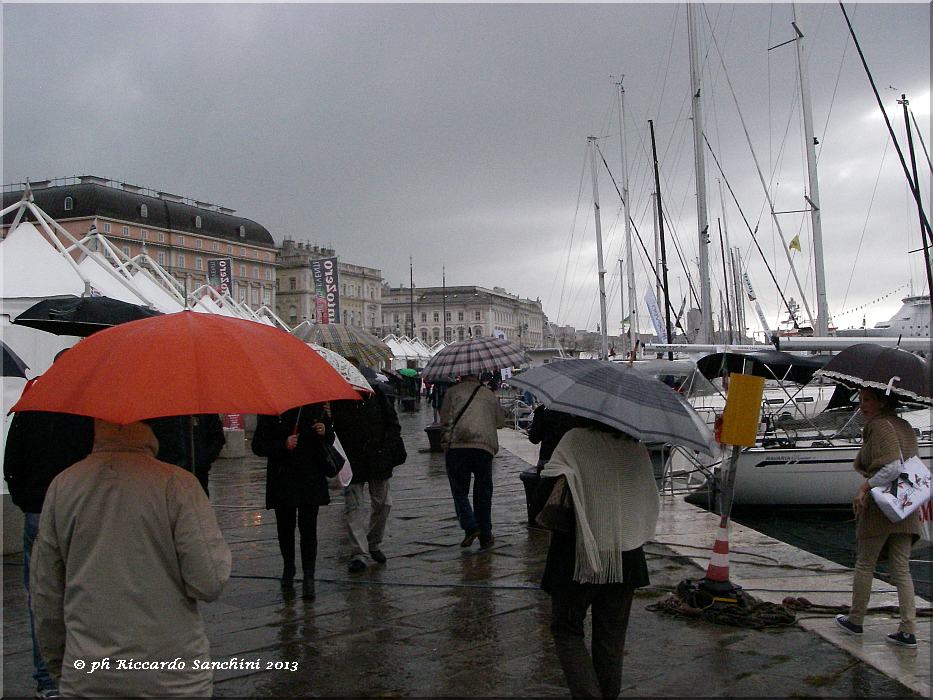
789, 234, 802, 252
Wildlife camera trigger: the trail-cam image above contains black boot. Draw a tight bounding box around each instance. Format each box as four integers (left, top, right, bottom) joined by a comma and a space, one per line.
302, 577, 316, 599
281, 561, 296, 589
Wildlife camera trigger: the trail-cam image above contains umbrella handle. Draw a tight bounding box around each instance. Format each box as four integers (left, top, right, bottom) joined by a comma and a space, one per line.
885, 376, 900, 395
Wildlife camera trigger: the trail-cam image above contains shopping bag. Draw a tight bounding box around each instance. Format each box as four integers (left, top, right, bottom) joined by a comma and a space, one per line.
870, 455, 932, 523
329, 435, 354, 488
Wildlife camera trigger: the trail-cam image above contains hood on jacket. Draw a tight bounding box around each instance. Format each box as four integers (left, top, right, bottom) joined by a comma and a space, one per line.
92, 419, 159, 457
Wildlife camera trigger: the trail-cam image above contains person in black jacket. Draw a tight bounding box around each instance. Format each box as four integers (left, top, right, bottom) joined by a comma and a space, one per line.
528, 406, 587, 472
4, 408, 94, 698
147, 414, 226, 495
330, 379, 406, 574
251, 403, 334, 599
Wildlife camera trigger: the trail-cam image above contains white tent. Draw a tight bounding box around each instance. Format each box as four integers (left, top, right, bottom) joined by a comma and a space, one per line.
1, 221, 86, 306
130, 271, 186, 313
75, 257, 150, 306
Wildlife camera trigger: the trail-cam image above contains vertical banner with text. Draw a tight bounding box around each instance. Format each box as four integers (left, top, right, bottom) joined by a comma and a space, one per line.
207, 258, 233, 297
310, 257, 341, 324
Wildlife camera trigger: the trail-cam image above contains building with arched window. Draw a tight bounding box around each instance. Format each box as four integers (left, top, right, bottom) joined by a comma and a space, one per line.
380, 284, 549, 348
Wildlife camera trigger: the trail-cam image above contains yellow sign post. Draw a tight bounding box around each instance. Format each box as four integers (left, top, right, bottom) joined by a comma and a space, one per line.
699, 371, 766, 600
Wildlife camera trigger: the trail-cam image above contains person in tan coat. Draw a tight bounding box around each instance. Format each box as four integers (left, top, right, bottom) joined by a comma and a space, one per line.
834, 388, 922, 648
30, 420, 232, 697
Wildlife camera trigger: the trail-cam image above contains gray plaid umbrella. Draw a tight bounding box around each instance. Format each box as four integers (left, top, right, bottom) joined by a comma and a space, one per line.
422, 336, 528, 382
506, 359, 716, 456
814, 343, 931, 406
291, 322, 392, 369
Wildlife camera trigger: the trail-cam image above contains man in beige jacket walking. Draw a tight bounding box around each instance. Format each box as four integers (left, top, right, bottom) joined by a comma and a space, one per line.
30, 420, 232, 697
440, 374, 505, 549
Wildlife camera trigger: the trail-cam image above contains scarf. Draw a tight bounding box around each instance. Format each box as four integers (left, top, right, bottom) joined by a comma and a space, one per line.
540, 427, 660, 584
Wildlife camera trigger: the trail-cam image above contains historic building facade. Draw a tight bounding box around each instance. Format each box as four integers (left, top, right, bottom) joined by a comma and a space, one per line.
275, 238, 383, 331
380, 285, 548, 348
1, 175, 277, 308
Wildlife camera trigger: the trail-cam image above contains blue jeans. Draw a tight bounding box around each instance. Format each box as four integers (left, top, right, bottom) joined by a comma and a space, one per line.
24, 512, 56, 691
445, 448, 493, 539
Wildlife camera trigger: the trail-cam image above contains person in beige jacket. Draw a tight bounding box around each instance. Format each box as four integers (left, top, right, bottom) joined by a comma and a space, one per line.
440, 374, 505, 549
30, 420, 232, 697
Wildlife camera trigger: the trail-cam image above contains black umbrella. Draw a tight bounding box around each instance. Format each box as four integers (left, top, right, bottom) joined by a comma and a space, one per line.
2, 340, 29, 378
13, 296, 162, 337
814, 343, 932, 406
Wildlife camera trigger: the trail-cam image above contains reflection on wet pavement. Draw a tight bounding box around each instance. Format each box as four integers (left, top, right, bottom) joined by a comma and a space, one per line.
2, 403, 921, 697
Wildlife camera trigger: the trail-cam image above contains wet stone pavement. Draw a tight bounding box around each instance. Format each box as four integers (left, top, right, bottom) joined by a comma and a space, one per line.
2, 402, 921, 697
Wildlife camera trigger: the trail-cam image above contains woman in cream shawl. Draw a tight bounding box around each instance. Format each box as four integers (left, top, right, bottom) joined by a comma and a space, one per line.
537, 420, 659, 699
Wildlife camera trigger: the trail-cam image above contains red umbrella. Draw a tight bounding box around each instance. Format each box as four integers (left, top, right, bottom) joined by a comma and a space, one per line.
11, 311, 360, 423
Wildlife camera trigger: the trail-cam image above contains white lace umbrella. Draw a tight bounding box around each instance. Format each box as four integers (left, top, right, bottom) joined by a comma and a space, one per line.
307, 342, 373, 395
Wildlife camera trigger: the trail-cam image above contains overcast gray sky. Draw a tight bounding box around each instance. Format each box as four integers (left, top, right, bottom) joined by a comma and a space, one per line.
3, 2, 930, 338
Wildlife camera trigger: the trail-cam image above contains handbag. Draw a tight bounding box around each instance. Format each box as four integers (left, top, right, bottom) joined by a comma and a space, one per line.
869, 453, 931, 523
535, 476, 575, 533
319, 442, 346, 478
440, 384, 483, 450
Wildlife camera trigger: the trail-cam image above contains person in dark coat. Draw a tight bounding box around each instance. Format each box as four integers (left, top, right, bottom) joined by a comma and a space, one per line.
331, 381, 406, 573
251, 403, 334, 598
528, 406, 588, 472
4, 409, 94, 698
147, 414, 226, 496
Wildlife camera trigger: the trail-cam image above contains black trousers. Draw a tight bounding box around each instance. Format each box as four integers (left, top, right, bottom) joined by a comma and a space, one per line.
274, 506, 320, 578
550, 582, 636, 699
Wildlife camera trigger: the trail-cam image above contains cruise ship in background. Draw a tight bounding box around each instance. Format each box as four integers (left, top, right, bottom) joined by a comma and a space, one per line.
836, 294, 931, 340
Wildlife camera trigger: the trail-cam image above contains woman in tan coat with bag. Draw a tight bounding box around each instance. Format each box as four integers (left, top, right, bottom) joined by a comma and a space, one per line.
834, 388, 922, 648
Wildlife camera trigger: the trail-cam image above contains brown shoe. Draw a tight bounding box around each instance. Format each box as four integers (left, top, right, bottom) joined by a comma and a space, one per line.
460, 530, 480, 547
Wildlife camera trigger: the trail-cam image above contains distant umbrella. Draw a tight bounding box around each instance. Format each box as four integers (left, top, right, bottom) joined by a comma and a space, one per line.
398, 367, 419, 377
292, 322, 392, 369
2, 340, 29, 378
814, 343, 931, 406
14, 295, 162, 337
422, 336, 528, 382
506, 359, 716, 456
306, 342, 373, 394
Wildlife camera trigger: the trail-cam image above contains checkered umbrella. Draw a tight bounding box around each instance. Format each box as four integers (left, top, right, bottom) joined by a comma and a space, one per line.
291, 322, 392, 369
422, 336, 528, 382
506, 359, 716, 456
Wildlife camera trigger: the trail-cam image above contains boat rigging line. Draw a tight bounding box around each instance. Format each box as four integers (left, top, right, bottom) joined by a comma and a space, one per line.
703, 134, 800, 330
593, 142, 688, 337
838, 1, 933, 298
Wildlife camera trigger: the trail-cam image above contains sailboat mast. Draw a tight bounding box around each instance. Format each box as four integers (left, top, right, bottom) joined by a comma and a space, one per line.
617, 78, 638, 354
652, 191, 662, 312
792, 4, 830, 336
649, 121, 674, 361
687, 2, 713, 343
442, 265, 447, 343
588, 137, 610, 360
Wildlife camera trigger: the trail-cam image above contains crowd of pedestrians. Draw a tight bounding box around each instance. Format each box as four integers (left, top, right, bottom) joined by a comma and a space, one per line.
4, 357, 925, 698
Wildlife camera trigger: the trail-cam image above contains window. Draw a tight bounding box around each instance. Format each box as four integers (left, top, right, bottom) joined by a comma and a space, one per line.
122, 225, 129, 236
195, 216, 202, 229
240, 265, 246, 276
433, 311, 439, 322
433, 328, 440, 341
177, 235, 185, 246
157, 231, 165, 242
342, 284, 347, 296
458, 327, 465, 340
177, 254, 186, 268
263, 290, 271, 306
458, 311, 464, 321
211, 241, 219, 252
421, 313, 427, 323
102, 222, 111, 233
421, 329, 428, 342
227, 244, 233, 254
289, 277, 297, 290
474, 326, 483, 337
445, 328, 452, 342
195, 239, 203, 249
446, 311, 451, 322
370, 288, 375, 299
157, 252, 166, 266
253, 266, 259, 279
240, 248, 246, 256
122, 246, 130, 256
140, 204, 148, 218
289, 306, 298, 325
393, 313, 399, 323
195, 257, 203, 271
475, 311, 482, 321
239, 226, 246, 238
141, 229, 148, 241
64, 196, 74, 211
264, 269, 272, 281
251, 288, 259, 305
